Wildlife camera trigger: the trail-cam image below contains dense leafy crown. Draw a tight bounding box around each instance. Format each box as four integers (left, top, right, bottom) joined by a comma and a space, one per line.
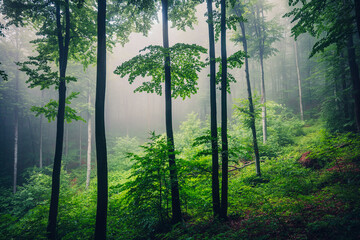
114, 43, 207, 99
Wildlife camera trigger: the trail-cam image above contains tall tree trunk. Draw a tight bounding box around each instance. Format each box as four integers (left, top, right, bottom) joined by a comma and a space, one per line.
206, 0, 220, 218
40, 92, 44, 168
94, 0, 108, 238
47, 1, 70, 239
79, 122, 82, 167
161, 0, 182, 224
220, 0, 228, 220
13, 64, 19, 194
347, 34, 360, 132
86, 94, 92, 189
253, 4, 267, 143
294, 41, 304, 121
340, 52, 350, 120
238, 7, 261, 177
260, 55, 267, 143
354, 0, 360, 39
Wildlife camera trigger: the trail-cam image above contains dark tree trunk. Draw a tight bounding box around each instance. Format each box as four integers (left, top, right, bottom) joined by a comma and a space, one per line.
206, 0, 220, 218
94, 0, 108, 238
161, 0, 182, 224
347, 34, 360, 132
354, 0, 360, 39
220, 0, 228, 220
238, 9, 261, 177
40, 92, 44, 168
47, 1, 70, 239
340, 52, 350, 120
13, 63, 19, 194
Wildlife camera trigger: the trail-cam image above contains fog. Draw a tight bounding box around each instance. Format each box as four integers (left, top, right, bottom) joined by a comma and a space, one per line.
0, 0, 318, 186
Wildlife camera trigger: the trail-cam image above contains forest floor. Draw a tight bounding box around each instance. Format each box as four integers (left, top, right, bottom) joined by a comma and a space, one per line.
157, 127, 360, 240
1, 123, 360, 240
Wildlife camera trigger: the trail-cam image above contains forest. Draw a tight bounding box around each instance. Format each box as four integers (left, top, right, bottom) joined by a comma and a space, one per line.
0, 0, 360, 239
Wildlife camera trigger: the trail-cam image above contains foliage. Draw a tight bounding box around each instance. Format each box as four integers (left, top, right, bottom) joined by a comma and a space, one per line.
232, 99, 304, 159
284, 0, 354, 57
1, 111, 360, 239
120, 133, 173, 238
31, 92, 85, 123
213, 50, 246, 93
114, 43, 207, 99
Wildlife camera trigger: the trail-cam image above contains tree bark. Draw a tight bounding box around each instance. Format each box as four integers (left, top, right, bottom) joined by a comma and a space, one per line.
47, 1, 70, 238
40, 92, 44, 168
347, 34, 360, 132
340, 52, 350, 120
13, 64, 19, 194
220, 0, 228, 220
294, 41, 304, 121
206, 0, 220, 218
79, 122, 82, 167
237, 7, 261, 177
260, 55, 267, 143
354, 0, 360, 39
161, 0, 182, 224
94, 0, 108, 238
86, 94, 92, 189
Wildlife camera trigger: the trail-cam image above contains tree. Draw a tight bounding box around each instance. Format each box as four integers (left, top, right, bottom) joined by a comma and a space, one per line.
237, 0, 281, 143
115, 0, 204, 223
94, 0, 107, 238
2, 0, 99, 238
115, 42, 206, 223
294, 40, 304, 121
206, 0, 220, 218
220, 0, 229, 220
232, 2, 261, 176
161, 0, 182, 224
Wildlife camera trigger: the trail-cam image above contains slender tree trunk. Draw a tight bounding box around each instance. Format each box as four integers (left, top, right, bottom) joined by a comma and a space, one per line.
161, 0, 182, 224
220, 0, 228, 220
347, 34, 360, 132
206, 0, 220, 218
13, 67, 19, 194
86, 94, 92, 189
40, 92, 44, 168
294, 41, 304, 121
253, 5, 267, 143
79, 122, 82, 167
260, 55, 267, 143
47, 1, 70, 239
94, 0, 108, 238
340, 52, 350, 119
238, 7, 261, 177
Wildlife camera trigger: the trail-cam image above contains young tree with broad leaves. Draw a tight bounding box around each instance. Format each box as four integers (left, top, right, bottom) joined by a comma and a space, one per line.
115, 0, 204, 224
